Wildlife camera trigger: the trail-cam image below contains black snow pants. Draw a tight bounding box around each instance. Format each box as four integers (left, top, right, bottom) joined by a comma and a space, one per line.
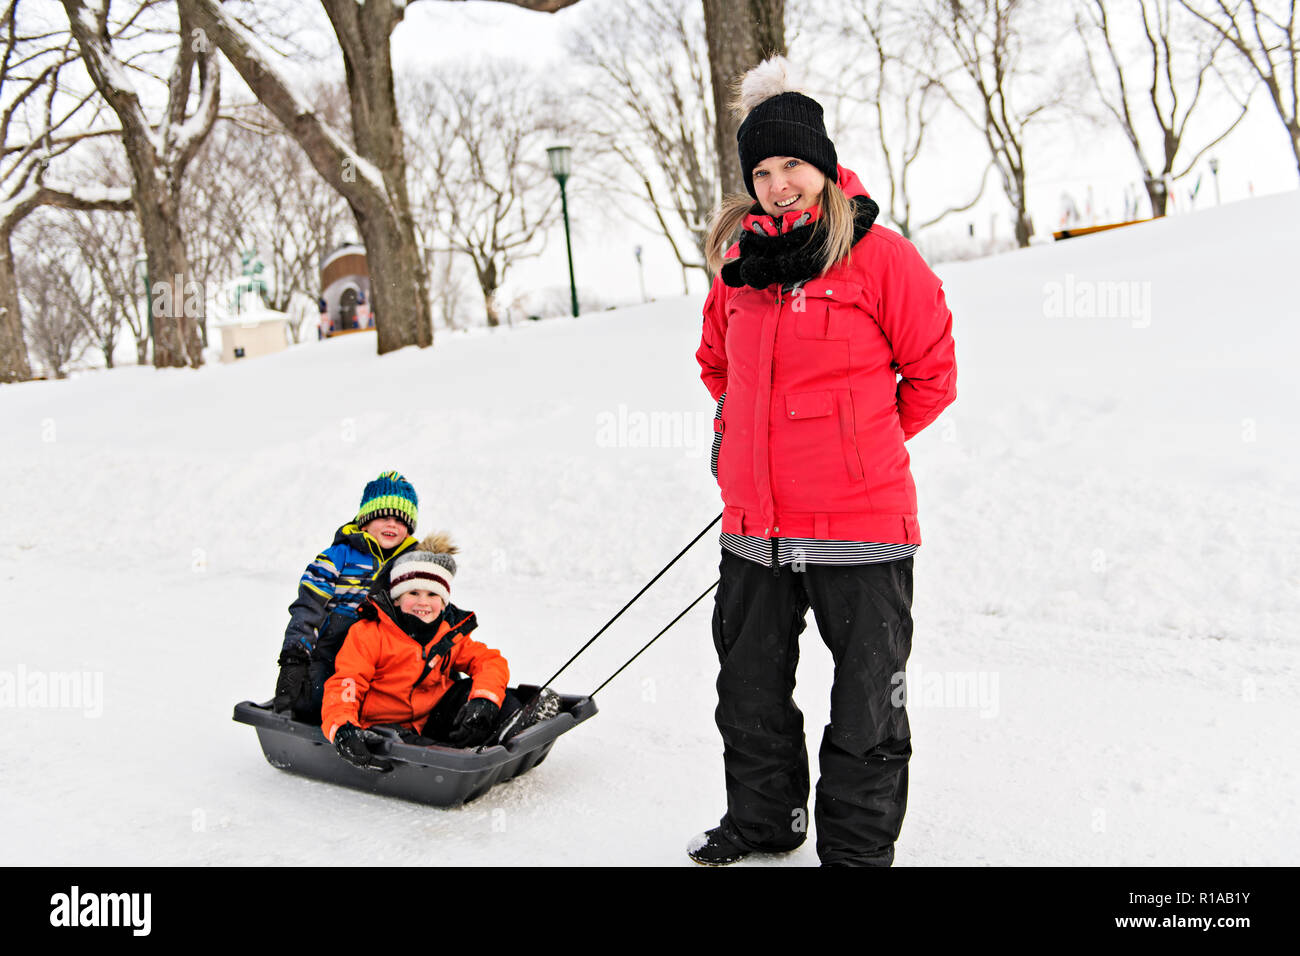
711, 548, 914, 866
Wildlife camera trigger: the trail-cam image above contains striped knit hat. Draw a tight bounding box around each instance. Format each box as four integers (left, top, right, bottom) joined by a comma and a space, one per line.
356, 470, 418, 534
389, 532, 458, 605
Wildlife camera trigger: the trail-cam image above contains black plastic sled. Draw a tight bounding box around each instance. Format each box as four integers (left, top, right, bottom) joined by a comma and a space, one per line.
232, 685, 597, 807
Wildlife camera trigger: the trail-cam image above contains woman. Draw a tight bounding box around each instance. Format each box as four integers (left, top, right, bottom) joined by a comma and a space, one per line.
690, 57, 957, 867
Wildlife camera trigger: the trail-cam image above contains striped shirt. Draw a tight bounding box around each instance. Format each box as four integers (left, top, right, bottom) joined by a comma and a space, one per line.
720, 533, 917, 568
711, 393, 918, 568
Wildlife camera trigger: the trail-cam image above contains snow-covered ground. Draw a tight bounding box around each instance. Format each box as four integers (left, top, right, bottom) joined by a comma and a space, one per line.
2, 192, 1297, 866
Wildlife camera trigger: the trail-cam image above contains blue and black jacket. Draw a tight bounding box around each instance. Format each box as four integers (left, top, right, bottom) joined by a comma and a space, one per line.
281, 522, 417, 662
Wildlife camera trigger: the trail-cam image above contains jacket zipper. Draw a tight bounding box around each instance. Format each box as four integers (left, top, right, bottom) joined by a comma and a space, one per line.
771, 285, 784, 577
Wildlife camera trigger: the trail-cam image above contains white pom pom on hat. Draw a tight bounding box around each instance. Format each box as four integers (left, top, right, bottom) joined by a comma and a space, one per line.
735, 55, 809, 116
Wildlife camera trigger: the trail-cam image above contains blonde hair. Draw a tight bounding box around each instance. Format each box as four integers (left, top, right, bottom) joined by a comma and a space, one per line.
705, 178, 857, 278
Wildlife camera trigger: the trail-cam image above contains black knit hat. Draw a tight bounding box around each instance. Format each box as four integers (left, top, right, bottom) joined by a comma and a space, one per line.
737, 91, 839, 200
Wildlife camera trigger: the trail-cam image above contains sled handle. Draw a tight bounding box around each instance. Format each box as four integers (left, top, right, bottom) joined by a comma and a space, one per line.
361, 726, 402, 755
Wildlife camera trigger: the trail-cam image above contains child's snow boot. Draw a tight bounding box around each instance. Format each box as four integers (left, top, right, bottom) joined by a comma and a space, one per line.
494, 687, 561, 745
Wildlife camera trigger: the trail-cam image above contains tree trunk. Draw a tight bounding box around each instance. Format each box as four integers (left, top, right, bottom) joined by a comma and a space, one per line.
137, 189, 205, 367
0, 229, 31, 383
1288, 117, 1300, 183
325, 0, 432, 350
62, 0, 218, 369
702, 0, 786, 199
184, 0, 432, 353
352, 196, 434, 350
483, 291, 501, 328
472, 259, 500, 328
1014, 209, 1032, 247
1011, 167, 1032, 248
1144, 175, 1169, 217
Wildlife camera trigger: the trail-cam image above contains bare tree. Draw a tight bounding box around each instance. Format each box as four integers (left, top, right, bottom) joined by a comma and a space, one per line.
702, 0, 786, 198
187, 94, 351, 343
429, 251, 471, 331
922, 0, 1067, 247
62, 0, 221, 369
403, 62, 565, 327
54, 139, 160, 364
182, 0, 581, 354
180, 113, 253, 346
56, 213, 125, 367
567, 0, 719, 290
16, 214, 91, 379
835, 0, 992, 239
0, 1, 133, 383
404, 74, 454, 328
1179, 0, 1299, 180
237, 93, 352, 319
1077, 0, 1250, 217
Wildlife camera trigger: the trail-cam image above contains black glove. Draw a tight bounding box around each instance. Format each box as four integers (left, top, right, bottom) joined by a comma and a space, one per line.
333, 723, 393, 772
274, 646, 311, 714
448, 697, 500, 748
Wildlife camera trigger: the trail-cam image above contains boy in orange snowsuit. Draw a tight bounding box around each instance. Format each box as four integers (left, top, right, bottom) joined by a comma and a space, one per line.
321, 533, 520, 764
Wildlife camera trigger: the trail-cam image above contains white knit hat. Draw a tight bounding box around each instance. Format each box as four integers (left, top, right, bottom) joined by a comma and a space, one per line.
389, 532, 457, 605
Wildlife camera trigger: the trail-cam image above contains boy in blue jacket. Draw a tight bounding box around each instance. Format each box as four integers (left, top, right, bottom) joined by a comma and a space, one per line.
274, 471, 420, 721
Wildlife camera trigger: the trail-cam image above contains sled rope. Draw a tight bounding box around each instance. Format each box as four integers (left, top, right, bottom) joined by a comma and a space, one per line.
538, 511, 722, 691
589, 579, 719, 698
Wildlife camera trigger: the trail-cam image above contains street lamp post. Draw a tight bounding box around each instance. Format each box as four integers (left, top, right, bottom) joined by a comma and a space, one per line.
1209, 157, 1221, 205
547, 145, 579, 318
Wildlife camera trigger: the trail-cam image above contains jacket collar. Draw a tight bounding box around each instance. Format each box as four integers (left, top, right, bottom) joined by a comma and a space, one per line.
741, 202, 825, 238
740, 164, 871, 236
373, 599, 447, 642
335, 522, 417, 561
722, 192, 880, 291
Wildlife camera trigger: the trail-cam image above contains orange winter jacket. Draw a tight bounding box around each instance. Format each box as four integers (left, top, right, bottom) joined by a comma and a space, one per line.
321, 600, 509, 743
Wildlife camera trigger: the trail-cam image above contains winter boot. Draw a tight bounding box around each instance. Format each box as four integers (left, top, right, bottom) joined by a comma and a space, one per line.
686, 827, 750, 866
494, 687, 562, 745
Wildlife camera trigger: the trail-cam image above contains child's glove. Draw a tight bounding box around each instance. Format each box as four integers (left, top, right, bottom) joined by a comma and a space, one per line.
448, 698, 500, 747
274, 646, 310, 714
333, 723, 393, 772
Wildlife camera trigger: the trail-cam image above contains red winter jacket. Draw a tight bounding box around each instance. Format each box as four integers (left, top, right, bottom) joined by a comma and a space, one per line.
695, 166, 956, 545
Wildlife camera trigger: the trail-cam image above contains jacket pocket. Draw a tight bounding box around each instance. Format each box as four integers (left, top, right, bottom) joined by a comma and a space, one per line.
784, 390, 835, 420
793, 279, 862, 341
782, 390, 866, 484
838, 390, 866, 481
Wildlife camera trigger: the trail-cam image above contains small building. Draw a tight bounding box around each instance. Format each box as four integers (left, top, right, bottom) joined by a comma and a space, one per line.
319, 242, 374, 338
217, 306, 290, 362
215, 249, 290, 362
